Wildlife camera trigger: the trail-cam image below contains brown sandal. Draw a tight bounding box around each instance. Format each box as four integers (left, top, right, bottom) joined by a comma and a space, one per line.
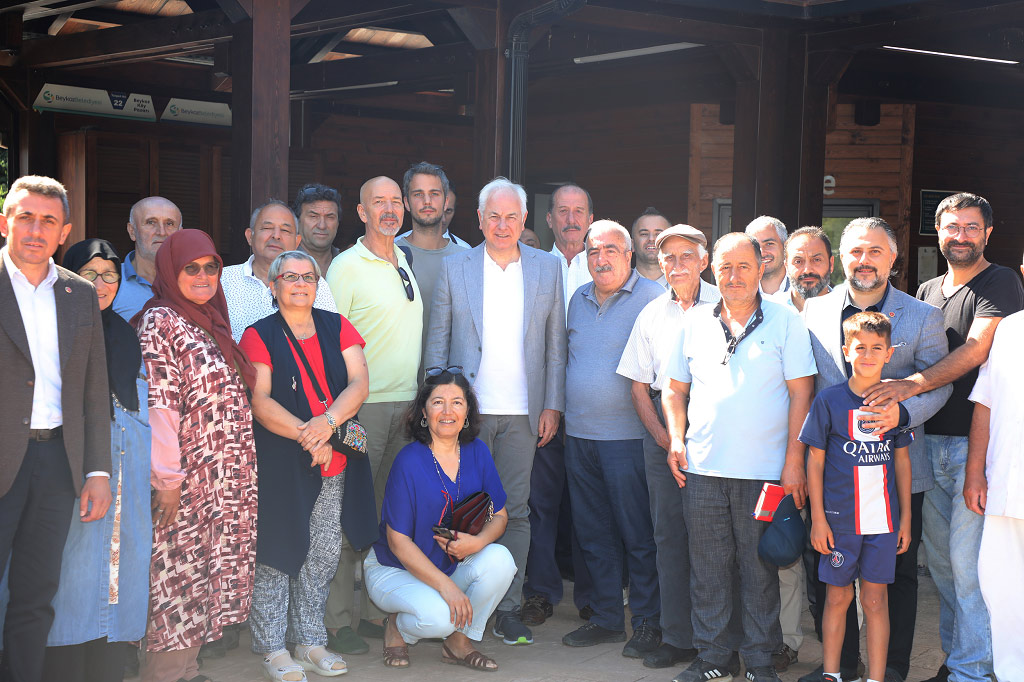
382, 616, 410, 668
441, 643, 498, 672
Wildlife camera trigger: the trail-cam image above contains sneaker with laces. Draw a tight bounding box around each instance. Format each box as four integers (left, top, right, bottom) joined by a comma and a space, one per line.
672, 656, 734, 682
622, 620, 662, 658
520, 594, 554, 626
771, 644, 798, 671
562, 622, 627, 647
745, 665, 780, 682
492, 608, 534, 645
822, 675, 841, 682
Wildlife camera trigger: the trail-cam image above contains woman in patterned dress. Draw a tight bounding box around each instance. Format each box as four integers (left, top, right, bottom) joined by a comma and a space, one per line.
133, 229, 258, 682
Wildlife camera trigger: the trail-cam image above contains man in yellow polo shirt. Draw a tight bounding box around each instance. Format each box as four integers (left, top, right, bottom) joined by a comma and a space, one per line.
324, 175, 423, 654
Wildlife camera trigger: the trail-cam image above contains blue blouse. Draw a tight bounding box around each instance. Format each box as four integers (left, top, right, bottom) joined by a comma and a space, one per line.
0, 374, 152, 645
373, 439, 507, 577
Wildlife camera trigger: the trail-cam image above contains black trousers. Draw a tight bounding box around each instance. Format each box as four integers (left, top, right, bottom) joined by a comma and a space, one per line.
42, 638, 129, 682
811, 491, 924, 678
0, 439, 76, 682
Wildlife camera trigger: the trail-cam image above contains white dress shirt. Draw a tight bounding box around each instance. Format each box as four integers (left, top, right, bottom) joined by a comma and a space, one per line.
474, 249, 528, 414
221, 255, 338, 342
969, 310, 1024, 520
551, 244, 592, 316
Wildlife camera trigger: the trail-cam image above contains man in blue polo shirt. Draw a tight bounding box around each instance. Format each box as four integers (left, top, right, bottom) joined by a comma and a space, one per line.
663, 232, 816, 682
113, 196, 182, 320
562, 220, 663, 656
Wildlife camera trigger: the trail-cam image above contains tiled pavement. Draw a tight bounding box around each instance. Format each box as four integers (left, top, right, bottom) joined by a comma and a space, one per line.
193, 574, 944, 682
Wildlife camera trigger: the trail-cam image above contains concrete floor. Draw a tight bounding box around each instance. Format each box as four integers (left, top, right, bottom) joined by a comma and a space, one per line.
195, 573, 945, 682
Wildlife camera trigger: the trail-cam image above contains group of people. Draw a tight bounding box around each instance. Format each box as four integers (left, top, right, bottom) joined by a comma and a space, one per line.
0, 162, 1020, 682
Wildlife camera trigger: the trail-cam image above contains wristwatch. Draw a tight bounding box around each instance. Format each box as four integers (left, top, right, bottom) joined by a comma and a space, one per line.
324, 412, 338, 428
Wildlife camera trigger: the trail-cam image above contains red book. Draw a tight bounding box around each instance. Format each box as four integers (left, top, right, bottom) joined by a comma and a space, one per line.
753, 483, 786, 521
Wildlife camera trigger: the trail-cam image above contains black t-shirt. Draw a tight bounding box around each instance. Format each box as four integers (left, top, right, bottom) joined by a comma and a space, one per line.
917, 263, 1024, 436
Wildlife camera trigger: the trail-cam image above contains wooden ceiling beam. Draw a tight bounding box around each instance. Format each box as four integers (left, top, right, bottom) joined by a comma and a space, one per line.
291, 42, 474, 94
566, 4, 761, 46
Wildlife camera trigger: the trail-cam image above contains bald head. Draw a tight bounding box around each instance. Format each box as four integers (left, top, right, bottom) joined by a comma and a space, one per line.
357, 176, 404, 238
127, 196, 182, 263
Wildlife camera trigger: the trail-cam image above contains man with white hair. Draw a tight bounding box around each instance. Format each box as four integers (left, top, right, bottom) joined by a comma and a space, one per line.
562, 220, 664, 654
425, 176, 566, 646
745, 215, 789, 295
221, 199, 337, 343
114, 196, 182, 320
617, 224, 719, 668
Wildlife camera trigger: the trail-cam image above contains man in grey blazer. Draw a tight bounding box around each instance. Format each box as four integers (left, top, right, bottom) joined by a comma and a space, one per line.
801, 217, 951, 682
0, 176, 111, 682
425, 177, 566, 646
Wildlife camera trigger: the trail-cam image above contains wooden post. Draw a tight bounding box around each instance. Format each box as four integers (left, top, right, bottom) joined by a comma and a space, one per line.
471, 2, 508, 204
229, 0, 291, 262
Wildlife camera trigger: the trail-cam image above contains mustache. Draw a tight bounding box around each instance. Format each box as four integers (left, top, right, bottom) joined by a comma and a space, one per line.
380, 212, 399, 222
594, 264, 614, 273
562, 224, 581, 233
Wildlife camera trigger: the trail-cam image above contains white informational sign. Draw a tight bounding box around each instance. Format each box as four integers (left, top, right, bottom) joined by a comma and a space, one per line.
160, 98, 232, 126
918, 246, 939, 287
32, 84, 156, 121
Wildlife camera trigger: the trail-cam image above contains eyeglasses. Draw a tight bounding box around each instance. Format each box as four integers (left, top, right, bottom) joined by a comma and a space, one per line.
397, 266, 415, 302
182, 261, 221, 276
425, 365, 464, 377
276, 271, 318, 283
79, 270, 121, 284
939, 224, 985, 238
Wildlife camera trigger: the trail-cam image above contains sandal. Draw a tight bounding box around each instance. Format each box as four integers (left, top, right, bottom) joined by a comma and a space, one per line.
382, 616, 410, 668
261, 650, 307, 682
294, 644, 347, 677
441, 643, 498, 672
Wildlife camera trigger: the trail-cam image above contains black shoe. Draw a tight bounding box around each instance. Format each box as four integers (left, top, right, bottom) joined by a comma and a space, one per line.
521, 594, 554, 626
622, 620, 662, 658
492, 608, 534, 645
197, 638, 226, 660
578, 604, 595, 621
771, 644, 798, 672
356, 618, 385, 639
883, 668, 905, 682
562, 622, 627, 647
921, 665, 950, 682
643, 643, 698, 668
221, 623, 241, 650
673, 657, 734, 682
799, 664, 863, 682
745, 665, 780, 682
326, 626, 370, 655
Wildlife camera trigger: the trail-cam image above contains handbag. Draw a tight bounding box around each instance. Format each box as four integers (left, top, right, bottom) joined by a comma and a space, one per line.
450, 491, 494, 535
276, 313, 367, 460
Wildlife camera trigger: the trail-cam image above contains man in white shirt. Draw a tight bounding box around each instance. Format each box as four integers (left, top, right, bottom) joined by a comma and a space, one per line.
0, 176, 112, 681
547, 183, 594, 312
425, 177, 566, 647
965, 288, 1024, 682
221, 199, 337, 342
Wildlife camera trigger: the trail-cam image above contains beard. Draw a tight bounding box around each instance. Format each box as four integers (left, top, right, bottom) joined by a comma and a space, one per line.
792, 274, 828, 299
940, 239, 984, 265
414, 210, 443, 229
847, 266, 886, 292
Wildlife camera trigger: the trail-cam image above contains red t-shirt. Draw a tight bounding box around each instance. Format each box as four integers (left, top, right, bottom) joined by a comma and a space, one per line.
239, 318, 365, 477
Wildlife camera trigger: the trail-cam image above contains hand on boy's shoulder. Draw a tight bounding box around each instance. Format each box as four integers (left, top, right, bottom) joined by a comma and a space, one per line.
860, 377, 919, 407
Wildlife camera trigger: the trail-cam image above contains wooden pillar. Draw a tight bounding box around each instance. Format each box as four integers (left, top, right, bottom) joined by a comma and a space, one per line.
17, 109, 56, 179
229, 0, 291, 262
471, 2, 508, 200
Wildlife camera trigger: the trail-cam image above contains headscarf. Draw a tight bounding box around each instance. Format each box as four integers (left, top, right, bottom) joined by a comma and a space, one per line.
62, 238, 142, 414
131, 229, 256, 389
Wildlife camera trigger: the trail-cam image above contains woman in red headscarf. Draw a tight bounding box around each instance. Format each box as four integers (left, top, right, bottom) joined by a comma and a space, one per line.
133, 229, 258, 682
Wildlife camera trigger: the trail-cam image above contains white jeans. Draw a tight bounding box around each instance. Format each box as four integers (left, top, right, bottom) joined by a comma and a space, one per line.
363, 544, 516, 644
978, 514, 1024, 682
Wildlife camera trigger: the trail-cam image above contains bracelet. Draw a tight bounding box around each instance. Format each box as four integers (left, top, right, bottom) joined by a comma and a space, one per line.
324, 412, 338, 428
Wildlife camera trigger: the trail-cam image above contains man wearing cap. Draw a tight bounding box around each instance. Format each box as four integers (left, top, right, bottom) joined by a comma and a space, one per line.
616, 224, 719, 669
662, 232, 816, 682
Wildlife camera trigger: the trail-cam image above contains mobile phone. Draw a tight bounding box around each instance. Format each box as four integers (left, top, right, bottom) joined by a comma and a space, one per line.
432, 525, 455, 540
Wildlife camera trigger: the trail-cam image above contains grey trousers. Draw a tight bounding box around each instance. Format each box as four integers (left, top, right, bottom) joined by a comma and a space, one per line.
681, 472, 782, 669
252, 474, 344, 652
324, 400, 411, 630
643, 403, 694, 649
477, 414, 536, 613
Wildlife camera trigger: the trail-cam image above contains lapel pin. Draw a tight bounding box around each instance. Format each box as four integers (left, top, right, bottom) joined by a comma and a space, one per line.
888, 312, 895, 317
65, 286, 72, 293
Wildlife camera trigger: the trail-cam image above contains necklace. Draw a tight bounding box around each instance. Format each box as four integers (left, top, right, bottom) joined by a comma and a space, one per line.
430, 443, 461, 505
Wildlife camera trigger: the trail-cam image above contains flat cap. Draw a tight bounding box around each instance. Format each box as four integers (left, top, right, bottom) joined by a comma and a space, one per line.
655, 224, 708, 249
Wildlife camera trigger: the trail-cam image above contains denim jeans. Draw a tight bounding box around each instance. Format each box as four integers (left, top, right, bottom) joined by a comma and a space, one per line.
565, 436, 660, 631
922, 435, 993, 682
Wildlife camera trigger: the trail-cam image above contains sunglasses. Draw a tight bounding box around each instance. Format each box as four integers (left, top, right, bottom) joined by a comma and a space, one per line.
182, 261, 221, 277
425, 365, 464, 377
276, 271, 318, 284
397, 266, 415, 302
80, 270, 121, 284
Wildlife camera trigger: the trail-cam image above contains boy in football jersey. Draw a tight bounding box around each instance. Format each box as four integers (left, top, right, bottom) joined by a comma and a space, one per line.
799, 311, 913, 682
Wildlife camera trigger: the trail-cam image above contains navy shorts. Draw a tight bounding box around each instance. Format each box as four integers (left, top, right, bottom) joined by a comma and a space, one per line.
818, 531, 898, 586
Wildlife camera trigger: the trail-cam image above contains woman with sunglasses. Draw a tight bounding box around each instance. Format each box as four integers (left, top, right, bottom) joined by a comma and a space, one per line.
133, 229, 258, 682
363, 368, 515, 672
0, 239, 152, 681
238, 251, 375, 681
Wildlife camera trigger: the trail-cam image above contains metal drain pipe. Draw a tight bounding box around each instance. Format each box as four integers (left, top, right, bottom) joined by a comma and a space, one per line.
505, 0, 587, 183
